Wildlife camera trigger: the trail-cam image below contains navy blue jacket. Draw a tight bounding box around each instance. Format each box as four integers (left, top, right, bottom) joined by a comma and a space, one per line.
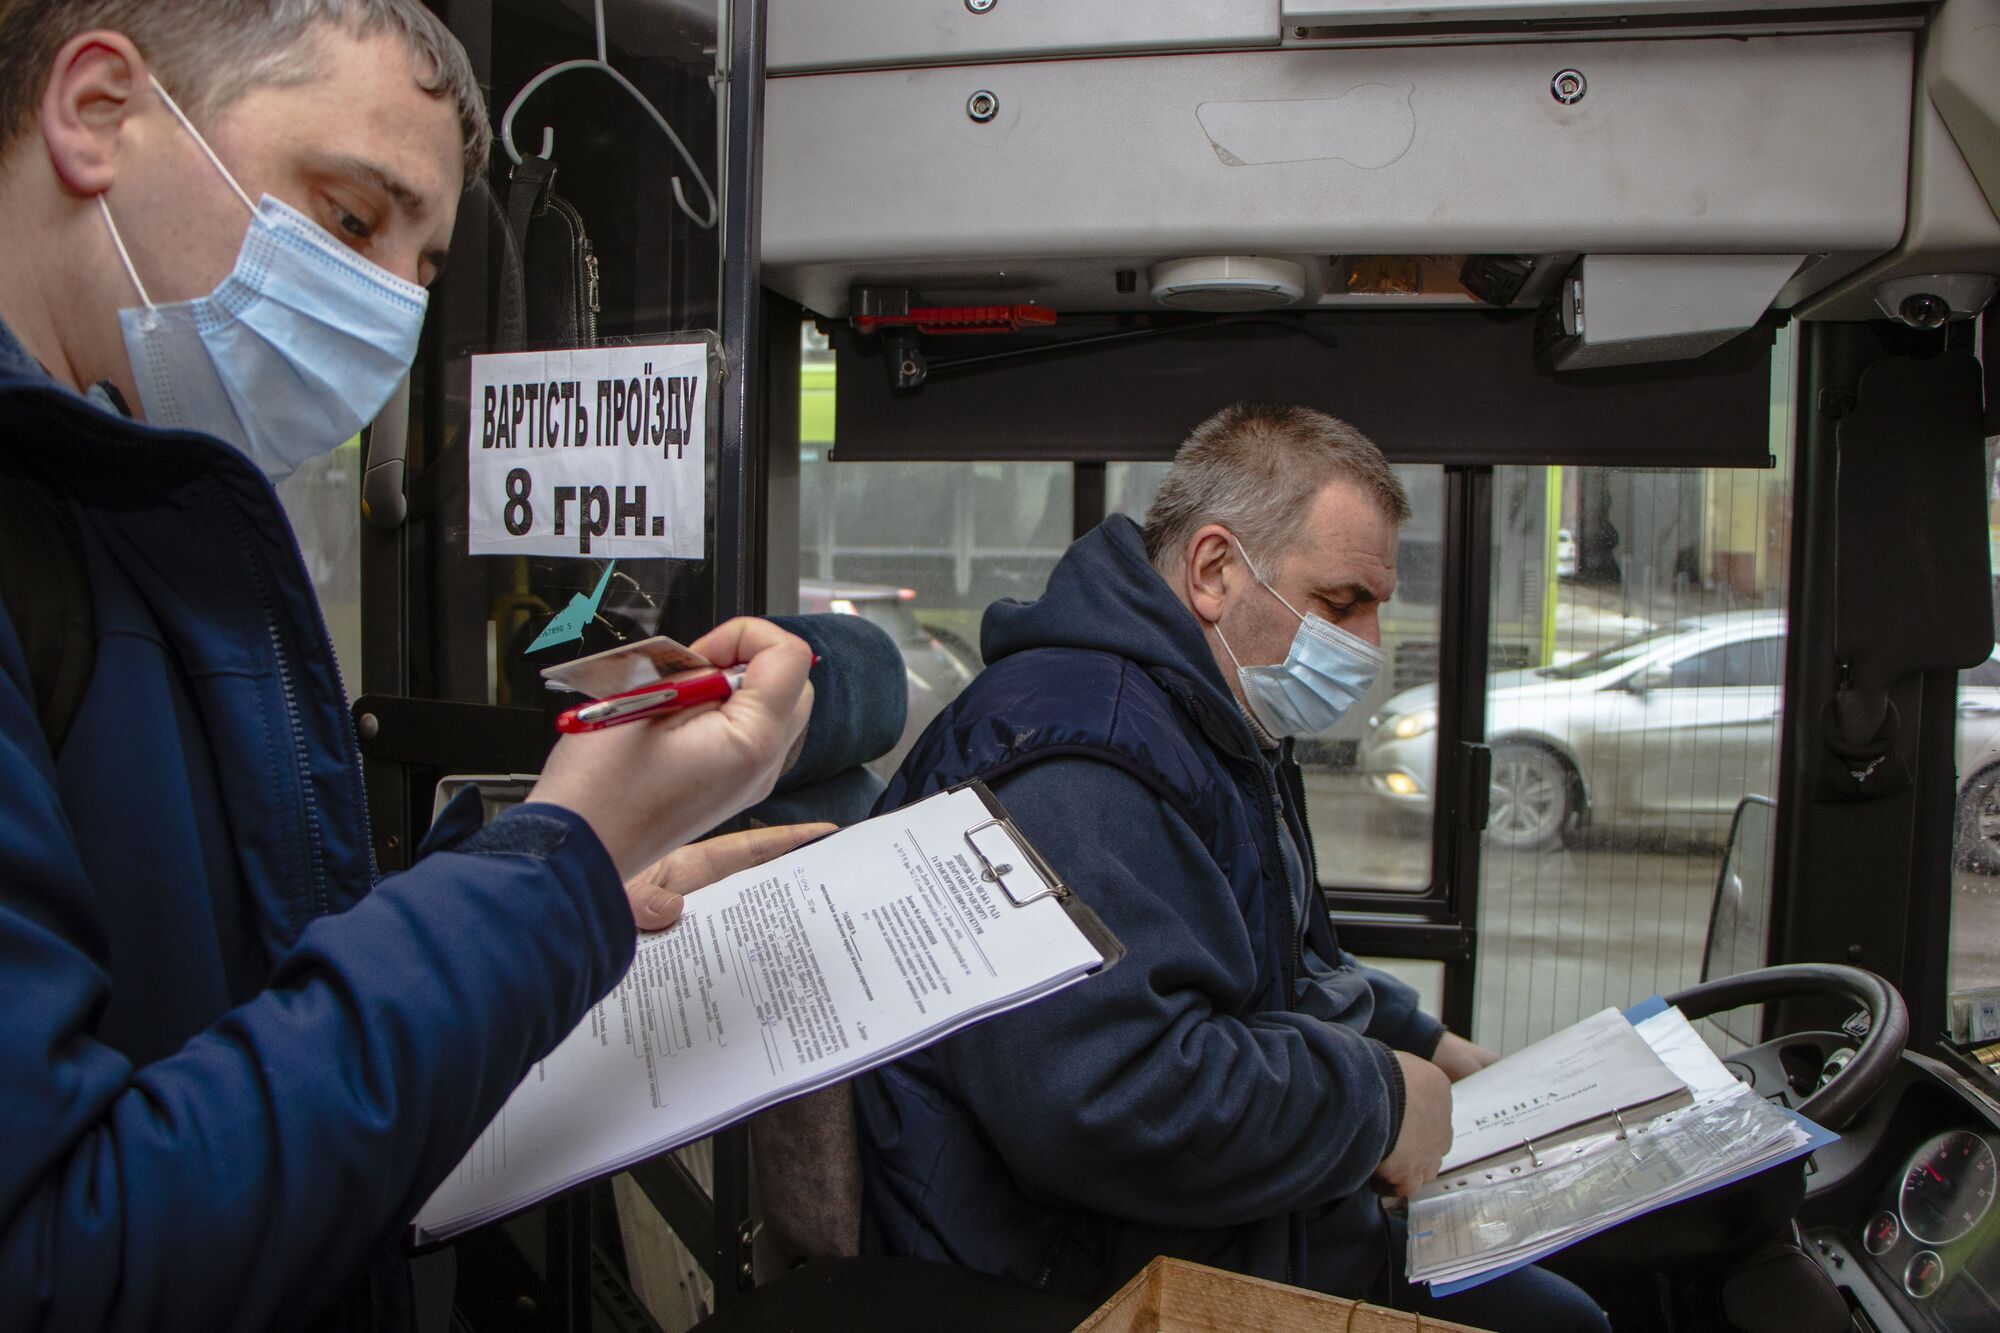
856, 515, 1443, 1300
0, 355, 634, 1330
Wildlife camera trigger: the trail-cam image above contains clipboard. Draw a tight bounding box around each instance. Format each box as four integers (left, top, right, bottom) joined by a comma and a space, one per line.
954, 779, 1127, 973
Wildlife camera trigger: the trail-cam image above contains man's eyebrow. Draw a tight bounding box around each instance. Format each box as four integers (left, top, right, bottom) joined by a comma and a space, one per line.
1315, 581, 1389, 605
323, 152, 431, 218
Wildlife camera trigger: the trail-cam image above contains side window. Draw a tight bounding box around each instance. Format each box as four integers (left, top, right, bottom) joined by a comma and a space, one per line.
1665, 638, 1782, 689
1664, 645, 1733, 689
1740, 636, 1786, 688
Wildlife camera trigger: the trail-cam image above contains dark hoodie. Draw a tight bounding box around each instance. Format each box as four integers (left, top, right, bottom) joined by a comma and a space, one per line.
856, 515, 1443, 1300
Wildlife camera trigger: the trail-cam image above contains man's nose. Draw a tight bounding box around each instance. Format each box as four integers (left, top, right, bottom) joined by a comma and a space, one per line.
1352, 607, 1384, 648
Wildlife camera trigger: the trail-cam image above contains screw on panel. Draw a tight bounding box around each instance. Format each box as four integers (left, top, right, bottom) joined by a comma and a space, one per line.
966, 89, 999, 123
1550, 69, 1587, 105
966, 0, 997, 11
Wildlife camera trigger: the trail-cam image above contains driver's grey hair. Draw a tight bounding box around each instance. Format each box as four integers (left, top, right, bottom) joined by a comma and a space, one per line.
1142, 403, 1412, 578
0, 0, 491, 184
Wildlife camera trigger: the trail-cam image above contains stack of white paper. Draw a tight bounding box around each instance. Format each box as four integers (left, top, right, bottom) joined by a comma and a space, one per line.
415, 785, 1113, 1242
1407, 1006, 1830, 1294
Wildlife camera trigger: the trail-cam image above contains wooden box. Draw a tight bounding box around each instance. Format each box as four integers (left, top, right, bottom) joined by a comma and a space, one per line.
1074, 1258, 1490, 1333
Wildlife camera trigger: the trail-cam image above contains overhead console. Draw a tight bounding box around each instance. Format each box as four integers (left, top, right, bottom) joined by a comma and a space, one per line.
761, 0, 2000, 366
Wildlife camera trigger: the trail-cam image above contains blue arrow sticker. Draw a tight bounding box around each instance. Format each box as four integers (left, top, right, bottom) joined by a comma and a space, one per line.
527, 562, 616, 654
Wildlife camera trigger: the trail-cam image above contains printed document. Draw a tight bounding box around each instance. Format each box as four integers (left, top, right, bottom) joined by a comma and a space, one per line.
1441, 1006, 1692, 1174
415, 785, 1117, 1242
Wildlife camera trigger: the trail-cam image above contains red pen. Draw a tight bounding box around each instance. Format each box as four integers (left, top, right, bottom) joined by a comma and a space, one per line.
555, 656, 819, 734
556, 666, 747, 734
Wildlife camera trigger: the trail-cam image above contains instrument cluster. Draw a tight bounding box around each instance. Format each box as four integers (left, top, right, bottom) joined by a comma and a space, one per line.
1857, 1129, 2000, 1326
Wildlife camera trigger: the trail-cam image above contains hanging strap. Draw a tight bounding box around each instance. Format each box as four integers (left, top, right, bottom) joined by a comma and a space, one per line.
495, 153, 558, 352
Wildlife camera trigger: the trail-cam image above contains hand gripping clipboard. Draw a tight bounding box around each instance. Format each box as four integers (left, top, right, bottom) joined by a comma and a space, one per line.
954, 780, 1127, 973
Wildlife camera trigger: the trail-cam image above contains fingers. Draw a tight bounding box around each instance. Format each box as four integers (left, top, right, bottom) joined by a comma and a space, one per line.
691, 618, 814, 695
625, 863, 688, 932
664, 821, 837, 892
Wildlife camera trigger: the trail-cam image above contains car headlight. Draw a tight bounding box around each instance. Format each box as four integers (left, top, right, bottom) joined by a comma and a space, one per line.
1389, 707, 1438, 740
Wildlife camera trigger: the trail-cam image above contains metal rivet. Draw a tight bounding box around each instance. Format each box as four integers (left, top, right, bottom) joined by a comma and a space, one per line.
966, 0, 996, 11
1550, 69, 1586, 105
356, 712, 380, 741
966, 89, 999, 123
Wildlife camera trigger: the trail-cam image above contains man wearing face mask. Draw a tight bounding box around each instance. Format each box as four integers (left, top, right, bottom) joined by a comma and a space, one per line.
855, 405, 1609, 1331
0, 5, 818, 1331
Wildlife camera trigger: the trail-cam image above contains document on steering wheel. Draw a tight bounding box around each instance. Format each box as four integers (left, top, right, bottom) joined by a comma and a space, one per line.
1439, 1006, 1692, 1175
1406, 1000, 1837, 1294
413, 783, 1121, 1243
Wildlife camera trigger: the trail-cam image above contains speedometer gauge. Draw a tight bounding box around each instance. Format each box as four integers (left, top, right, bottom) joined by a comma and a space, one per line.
1898, 1130, 1998, 1246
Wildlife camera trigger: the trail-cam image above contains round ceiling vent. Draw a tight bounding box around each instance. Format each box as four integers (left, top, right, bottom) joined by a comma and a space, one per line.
1149, 256, 1309, 311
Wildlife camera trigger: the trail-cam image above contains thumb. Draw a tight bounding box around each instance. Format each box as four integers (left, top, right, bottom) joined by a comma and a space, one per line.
632, 886, 686, 933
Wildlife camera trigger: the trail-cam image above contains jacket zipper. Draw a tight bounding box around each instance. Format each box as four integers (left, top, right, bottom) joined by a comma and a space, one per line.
230, 486, 331, 927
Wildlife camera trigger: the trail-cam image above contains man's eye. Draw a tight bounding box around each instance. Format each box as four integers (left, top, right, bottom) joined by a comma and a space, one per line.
336, 209, 374, 241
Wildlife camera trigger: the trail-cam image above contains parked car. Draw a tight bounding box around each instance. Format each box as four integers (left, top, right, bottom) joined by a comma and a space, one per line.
1360, 612, 1790, 849
1954, 647, 2000, 872
798, 579, 979, 776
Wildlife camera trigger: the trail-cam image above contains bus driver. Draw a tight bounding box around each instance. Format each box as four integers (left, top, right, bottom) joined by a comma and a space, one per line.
856, 405, 1612, 1333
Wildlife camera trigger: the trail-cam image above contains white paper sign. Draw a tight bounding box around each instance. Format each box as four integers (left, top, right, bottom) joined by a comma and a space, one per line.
467, 341, 708, 559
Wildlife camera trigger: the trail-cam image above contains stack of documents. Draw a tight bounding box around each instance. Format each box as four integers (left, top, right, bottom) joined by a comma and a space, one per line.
1407, 1001, 1834, 1294
414, 784, 1121, 1243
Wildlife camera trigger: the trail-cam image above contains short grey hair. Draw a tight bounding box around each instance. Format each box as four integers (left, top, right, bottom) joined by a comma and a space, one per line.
0, 0, 492, 185
1141, 403, 1412, 576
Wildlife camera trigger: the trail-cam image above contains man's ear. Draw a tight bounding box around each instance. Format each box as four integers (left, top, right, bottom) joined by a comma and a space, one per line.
1185, 525, 1238, 626
40, 31, 149, 197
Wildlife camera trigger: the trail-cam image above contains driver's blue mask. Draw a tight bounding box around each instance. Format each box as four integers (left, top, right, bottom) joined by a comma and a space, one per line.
97, 77, 428, 482
1211, 539, 1385, 744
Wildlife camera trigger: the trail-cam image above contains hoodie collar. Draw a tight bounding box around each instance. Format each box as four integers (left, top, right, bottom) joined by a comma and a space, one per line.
981, 514, 1269, 761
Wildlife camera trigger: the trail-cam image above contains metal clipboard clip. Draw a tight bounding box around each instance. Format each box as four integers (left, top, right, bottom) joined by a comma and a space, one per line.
963, 817, 1071, 909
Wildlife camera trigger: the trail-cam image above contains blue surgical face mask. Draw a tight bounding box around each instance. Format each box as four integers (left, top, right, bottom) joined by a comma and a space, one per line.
1211, 540, 1386, 743
97, 77, 428, 481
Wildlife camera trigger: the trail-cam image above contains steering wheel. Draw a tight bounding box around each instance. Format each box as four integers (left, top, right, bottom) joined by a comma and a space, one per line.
1666, 962, 1908, 1130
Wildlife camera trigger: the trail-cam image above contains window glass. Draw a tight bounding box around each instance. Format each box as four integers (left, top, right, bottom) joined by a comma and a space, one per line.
1949, 432, 2000, 997
1473, 330, 1795, 1052
1474, 460, 1792, 1051
1114, 461, 1447, 892
802, 342, 1070, 773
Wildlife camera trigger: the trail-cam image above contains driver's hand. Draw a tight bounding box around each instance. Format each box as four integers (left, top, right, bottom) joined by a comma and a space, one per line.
1375, 1052, 1453, 1198
1432, 1032, 1501, 1083
625, 822, 835, 931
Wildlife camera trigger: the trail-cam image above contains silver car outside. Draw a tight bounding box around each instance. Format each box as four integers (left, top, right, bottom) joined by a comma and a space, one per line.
1359, 612, 1790, 850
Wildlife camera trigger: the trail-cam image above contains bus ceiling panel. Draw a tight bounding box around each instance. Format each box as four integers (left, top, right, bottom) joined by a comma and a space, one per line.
760, 35, 1913, 319
1797, 0, 2000, 322
768, 0, 1281, 76
826, 311, 1774, 469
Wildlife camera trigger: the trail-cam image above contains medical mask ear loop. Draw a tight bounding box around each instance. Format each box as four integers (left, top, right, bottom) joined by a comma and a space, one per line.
1231, 537, 1316, 629
97, 76, 258, 316
98, 195, 155, 311
148, 76, 258, 217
